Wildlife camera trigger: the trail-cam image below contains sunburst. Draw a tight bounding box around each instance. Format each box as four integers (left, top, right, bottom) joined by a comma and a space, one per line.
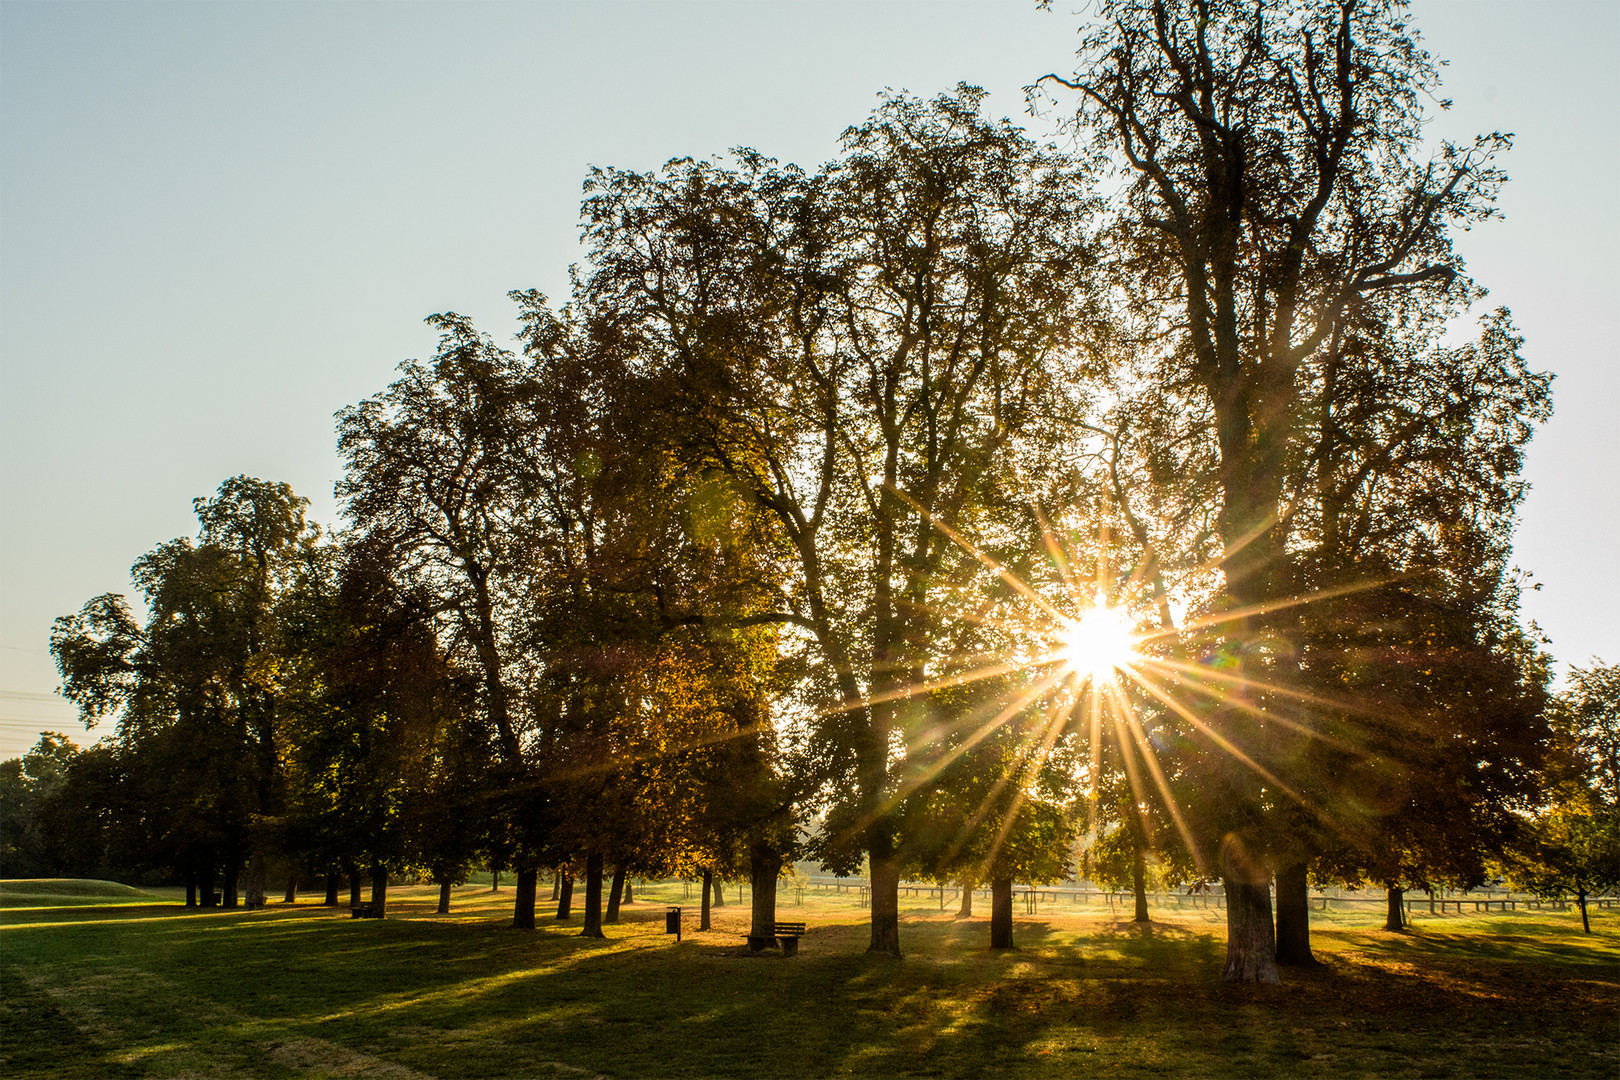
1055, 605, 1139, 683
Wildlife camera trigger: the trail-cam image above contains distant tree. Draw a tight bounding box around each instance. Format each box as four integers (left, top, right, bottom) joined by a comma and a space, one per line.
280, 538, 468, 917
0, 732, 79, 876
51, 477, 317, 904
1502, 662, 1620, 933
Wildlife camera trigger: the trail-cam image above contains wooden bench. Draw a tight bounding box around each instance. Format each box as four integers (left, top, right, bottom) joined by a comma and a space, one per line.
745, 921, 808, 955
349, 903, 382, 919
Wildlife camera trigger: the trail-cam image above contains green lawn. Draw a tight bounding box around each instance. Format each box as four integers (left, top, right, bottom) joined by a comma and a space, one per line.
3, 880, 1615, 1078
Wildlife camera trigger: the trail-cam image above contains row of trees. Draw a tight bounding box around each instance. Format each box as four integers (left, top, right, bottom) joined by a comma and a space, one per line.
15, 0, 1613, 979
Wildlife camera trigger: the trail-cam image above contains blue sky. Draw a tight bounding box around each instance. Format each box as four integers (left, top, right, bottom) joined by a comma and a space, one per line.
2, 0, 1616, 756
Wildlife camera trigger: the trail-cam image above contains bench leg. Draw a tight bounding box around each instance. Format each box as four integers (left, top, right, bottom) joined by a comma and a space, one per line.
779, 936, 800, 957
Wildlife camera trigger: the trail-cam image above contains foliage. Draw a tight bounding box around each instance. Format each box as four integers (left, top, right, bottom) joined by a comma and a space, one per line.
1500, 661, 1620, 930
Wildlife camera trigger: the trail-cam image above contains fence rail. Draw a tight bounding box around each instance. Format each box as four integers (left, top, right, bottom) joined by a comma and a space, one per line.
798, 876, 1607, 916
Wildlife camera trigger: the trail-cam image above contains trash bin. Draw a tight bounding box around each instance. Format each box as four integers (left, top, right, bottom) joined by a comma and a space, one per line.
665, 906, 681, 940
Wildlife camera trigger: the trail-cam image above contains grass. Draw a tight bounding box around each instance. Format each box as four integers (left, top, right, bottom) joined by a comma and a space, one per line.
0, 878, 159, 907
2, 880, 1616, 1078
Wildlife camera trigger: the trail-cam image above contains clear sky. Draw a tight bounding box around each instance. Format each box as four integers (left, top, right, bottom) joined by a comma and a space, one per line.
2, 0, 1616, 758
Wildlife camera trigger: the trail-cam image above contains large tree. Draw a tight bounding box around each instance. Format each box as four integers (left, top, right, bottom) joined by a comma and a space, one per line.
337, 316, 552, 925
1040, 0, 1528, 980
582, 86, 1098, 955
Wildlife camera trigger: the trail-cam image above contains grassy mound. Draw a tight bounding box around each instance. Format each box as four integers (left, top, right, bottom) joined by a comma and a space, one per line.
0, 879, 153, 906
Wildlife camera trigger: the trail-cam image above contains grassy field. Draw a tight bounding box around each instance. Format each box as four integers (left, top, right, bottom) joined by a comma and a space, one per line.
3, 879, 1616, 1079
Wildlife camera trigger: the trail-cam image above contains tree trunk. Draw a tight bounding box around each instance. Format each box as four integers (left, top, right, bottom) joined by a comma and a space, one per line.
868, 848, 902, 957
185, 862, 198, 908
1577, 885, 1590, 933
623, 878, 633, 904
1275, 860, 1317, 964
700, 868, 713, 931
243, 858, 268, 908
513, 867, 537, 929
223, 850, 241, 909
555, 873, 573, 920
349, 869, 363, 909
1428, 888, 1436, 915
1220, 835, 1279, 983
1132, 847, 1150, 923
324, 873, 339, 906
491, 868, 500, 891
370, 863, 388, 918
438, 880, 452, 915
581, 851, 605, 938
748, 840, 782, 951
202, 848, 219, 906
550, 869, 560, 901
990, 876, 1015, 949
606, 866, 626, 923
957, 878, 973, 918
1384, 885, 1405, 931
712, 878, 724, 907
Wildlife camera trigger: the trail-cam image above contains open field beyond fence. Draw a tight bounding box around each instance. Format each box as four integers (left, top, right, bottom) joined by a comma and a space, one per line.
3, 879, 1617, 1078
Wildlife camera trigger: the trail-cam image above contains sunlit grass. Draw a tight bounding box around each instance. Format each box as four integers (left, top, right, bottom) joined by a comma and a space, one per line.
3, 882, 1615, 1078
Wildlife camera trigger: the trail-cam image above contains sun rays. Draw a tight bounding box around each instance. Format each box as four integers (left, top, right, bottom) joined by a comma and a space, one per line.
798, 496, 1412, 887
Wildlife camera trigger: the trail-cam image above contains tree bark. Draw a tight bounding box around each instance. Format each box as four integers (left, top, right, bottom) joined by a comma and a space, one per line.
513, 867, 538, 929
957, 878, 973, 918
555, 873, 573, 920
1220, 835, 1279, 983
348, 869, 363, 909
700, 868, 713, 931
223, 849, 241, 908
868, 849, 902, 957
623, 878, 633, 904
1275, 861, 1318, 964
606, 865, 626, 923
748, 840, 782, 951
550, 869, 560, 901
1577, 885, 1590, 933
370, 862, 388, 918
324, 873, 339, 906
1132, 847, 1150, 923
185, 862, 198, 908
438, 880, 452, 914
712, 878, 724, 907
990, 876, 1015, 949
201, 848, 218, 907
243, 858, 268, 908
283, 876, 297, 903
1384, 885, 1405, 932
580, 851, 606, 938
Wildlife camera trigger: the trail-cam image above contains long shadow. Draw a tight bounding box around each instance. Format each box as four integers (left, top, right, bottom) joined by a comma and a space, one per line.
12, 900, 1618, 1079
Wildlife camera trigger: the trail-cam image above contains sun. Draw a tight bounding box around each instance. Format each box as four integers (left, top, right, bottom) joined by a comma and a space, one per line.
1058, 606, 1138, 682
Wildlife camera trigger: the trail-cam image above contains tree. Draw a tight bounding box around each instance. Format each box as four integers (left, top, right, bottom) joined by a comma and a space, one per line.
582, 85, 1098, 955
1041, 0, 1524, 981
280, 538, 470, 917
51, 477, 317, 905
1503, 662, 1620, 932
0, 733, 79, 877
337, 316, 550, 925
